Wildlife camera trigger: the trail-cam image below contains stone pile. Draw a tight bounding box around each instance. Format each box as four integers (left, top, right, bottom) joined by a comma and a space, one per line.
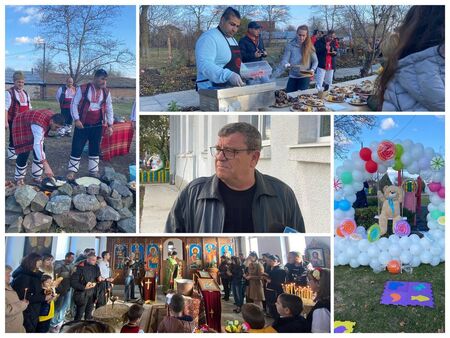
5, 167, 136, 233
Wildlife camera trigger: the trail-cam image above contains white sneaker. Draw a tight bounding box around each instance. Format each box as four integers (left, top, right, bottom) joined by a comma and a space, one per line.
65, 125, 72, 136
58, 126, 66, 137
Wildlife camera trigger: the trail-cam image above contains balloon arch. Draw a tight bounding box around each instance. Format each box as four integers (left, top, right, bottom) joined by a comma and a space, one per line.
334, 139, 445, 270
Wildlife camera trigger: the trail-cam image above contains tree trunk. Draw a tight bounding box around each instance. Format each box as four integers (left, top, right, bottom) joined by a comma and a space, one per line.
167, 33, 173, 64
140, 6, 150, 59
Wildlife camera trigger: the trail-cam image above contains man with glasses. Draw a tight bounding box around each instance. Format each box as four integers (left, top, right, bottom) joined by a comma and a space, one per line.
165, 122, 305, 233
195, 7, 245, 89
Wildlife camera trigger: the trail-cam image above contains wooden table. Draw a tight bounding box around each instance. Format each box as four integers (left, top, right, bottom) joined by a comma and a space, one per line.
268, 75, 377, 112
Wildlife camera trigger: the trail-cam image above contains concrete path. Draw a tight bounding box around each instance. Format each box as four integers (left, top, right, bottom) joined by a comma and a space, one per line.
140, 183, 180, 233
139, 64, 381, 112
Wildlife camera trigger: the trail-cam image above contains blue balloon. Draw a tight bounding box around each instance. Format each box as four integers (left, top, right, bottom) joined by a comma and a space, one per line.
339, 199, 351, 211
334, 200, 339, 210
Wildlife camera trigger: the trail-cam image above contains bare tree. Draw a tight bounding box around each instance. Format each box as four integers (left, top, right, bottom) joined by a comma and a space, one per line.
140, 115, 170, 165
308, 16, 325, 32
33, 57, 56, 75
257, 6, 291, 46
334, 115, 377, 159
343, 5, 408, 76
38, 6, 135, 84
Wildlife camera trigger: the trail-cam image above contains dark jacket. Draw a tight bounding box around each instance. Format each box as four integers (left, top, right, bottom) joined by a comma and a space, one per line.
70, 262, 100, 305
239, 35, 265, 63
219, 261, 230, 281
314, 37, 337, 70
267, 266, 286, 295
54, 260, 74, 296
230, 263, 244, 282
165, 170, 305, 233
11, 266, 45, 333
272, 315, 309, 333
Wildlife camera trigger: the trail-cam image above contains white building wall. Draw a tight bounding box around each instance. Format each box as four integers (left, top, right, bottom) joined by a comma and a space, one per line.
170, 115, 330, 233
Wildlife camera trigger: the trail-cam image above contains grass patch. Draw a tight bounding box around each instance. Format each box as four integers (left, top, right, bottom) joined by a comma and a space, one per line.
31, 100, 133, 120
334, 263, 445, 333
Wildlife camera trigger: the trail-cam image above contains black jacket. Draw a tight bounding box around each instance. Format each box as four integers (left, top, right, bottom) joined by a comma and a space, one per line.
11, 266, 45, 333
165, 170, 305, 233
306, 299, 330, 332
70, 262, 101, 298
272, 315, 310, 333
267, 266, 287, 295
54, 260, 74, 296
239, 35, 265, 63
314, 37, 338, 70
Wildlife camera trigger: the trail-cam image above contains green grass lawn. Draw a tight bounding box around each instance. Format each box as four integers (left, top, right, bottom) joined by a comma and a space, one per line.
334, 264, 445, 333
32, 100, 133, 120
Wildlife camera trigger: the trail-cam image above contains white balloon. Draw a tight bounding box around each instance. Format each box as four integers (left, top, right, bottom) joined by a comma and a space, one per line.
399, 236, 411, 249
407, 162, 419, 174
438, 202, 445, 212
401, 153, 413, 166
379, 252, 391, 265
410, 244, 421, 256
432, 171, 443, 182
411, 256, 421, 267
337, 253, 349, 265
349, 259, 360, 268
420, 251, 432, 264
418, 157, 430, 170
358, 239, 370, 252
347, 194, 357, 204
388, 234, 400, 243
351, 151, 361, 161
358, 252, 370, 266
409, 234, 420, 242
424, 147, 435, 159
354, 158, 365, 171
377, 237, 390, 251
420, 237, 432, 250
352, 170, 364, 182
371, 152, 380, 163
346, 246, 360, 258
367, 245, 380, 258
430, 256, 440, 266
336, 166, 345, 177
430, 246, 441, 257
370, 141, 378, 150
334, 209, 345, 220
388, 245, 401, 257
412, 143, 424, 159
370, 259, 382, 271
353, 182, 364, 191
430, 195, 441, 205
402, 139, 413, 150
334, 190, 344, 200
343, 159, 355, 171
399, 251, 412, 264
344, 185, 355, 196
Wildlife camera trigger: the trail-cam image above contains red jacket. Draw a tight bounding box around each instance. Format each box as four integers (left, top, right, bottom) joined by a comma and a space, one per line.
7, 87, 30, 122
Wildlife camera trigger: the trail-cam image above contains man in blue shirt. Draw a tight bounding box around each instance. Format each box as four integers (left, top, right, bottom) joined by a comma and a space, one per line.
195, 7, 245, 89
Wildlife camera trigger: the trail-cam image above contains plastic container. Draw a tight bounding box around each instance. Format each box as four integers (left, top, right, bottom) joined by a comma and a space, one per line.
240, 61, 272, 80
129, 164, 136, 182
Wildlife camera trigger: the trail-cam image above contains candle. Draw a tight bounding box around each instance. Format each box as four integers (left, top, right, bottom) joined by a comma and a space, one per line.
23, 288, 28, 300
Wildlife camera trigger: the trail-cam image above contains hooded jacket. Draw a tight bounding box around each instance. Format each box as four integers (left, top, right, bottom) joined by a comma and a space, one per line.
382, 45, 444, 111
11, 266, 45, 333
279, 38, 318, 78
165, 170, 305, 233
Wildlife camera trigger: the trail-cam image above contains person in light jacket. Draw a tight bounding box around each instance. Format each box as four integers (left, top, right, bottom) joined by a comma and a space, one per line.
377, 5, 444, 111
277, 25, 318, 92
6, 265, 29, 333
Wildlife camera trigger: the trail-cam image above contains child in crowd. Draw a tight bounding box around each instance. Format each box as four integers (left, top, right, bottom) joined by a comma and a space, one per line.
36, 275, 56, 333
121, 304, 145, 333
60, 320, 115, 333
241, 303, 276, 333
272, 293, 309, 333
307, 268, 330, 333
158, 293, 195, 333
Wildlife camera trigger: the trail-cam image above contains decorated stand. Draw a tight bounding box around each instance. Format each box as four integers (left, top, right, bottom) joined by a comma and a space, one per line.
334, 139, 445, 271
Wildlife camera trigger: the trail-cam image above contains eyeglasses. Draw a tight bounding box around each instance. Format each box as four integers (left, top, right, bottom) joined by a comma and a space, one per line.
210, 146, 256, 160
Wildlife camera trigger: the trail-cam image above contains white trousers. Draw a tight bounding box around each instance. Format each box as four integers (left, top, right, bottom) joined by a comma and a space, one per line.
315, 68, 334, 90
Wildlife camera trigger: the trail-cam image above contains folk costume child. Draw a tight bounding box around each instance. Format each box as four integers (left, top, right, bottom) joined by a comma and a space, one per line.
55, 77, 77, 136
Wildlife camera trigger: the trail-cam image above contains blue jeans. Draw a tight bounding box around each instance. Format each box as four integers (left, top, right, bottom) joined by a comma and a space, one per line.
50, 289, 72, 327
286, 77, 311, 93
124, 275, 135, 301
232, 280, 244, 307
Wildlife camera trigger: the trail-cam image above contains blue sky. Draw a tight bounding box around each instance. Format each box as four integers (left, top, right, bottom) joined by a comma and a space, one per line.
5, 6, 136, 78
335, 115, 445, 167
288, 6, 314, 28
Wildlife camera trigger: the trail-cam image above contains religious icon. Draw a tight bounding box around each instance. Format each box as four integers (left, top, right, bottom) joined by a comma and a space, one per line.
114, 244, 128, 269
24, 237, 52, 256
189, 244, 203, 270
131, 243, 145, 262
220, 244, 233, 258
146, 244, 160, 270
306, 248, 325, 267
198, 278, 220, 292
204, 243, 217, 268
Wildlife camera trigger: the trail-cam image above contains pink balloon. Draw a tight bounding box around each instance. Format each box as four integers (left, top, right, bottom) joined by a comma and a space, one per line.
438, 187, 445, 199
428, 182, 441, 192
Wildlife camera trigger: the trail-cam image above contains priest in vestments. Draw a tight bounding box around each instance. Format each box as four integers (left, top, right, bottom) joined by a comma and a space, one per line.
162, 251, 180, 294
